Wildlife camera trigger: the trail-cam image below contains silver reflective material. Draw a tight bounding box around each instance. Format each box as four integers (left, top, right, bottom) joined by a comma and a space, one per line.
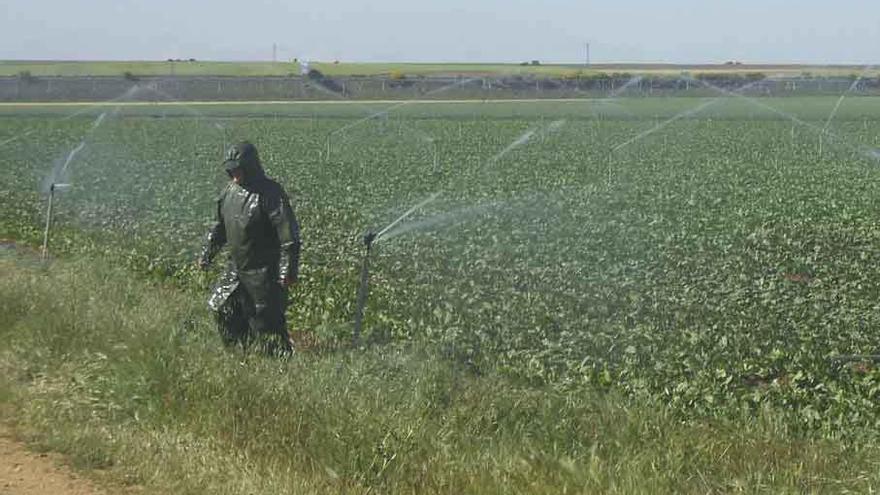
207, 267, 239, 312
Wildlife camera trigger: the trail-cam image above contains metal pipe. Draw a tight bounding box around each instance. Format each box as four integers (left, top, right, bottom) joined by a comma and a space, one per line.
352, 230, 377, 347
41, 183, 56, 262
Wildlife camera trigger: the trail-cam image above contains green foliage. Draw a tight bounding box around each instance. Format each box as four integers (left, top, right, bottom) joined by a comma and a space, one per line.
2, 255, 879, 493
2, 98, 880, 437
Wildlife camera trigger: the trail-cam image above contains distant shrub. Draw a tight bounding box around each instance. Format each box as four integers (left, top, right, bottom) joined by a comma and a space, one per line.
123, 71, 139, 81
530, 60, 541, 66
18, 70, 35, 82
389, 70, 406, 80
306, 68, 344, 93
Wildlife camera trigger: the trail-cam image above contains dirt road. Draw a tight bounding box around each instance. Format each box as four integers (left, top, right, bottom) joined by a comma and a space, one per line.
0, 426, 106, 495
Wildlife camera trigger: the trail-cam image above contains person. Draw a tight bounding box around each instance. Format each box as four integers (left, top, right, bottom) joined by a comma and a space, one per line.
199, 141, 301, 355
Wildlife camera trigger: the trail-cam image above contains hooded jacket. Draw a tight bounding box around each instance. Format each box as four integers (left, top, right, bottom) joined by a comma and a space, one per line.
201, 142, 301, 310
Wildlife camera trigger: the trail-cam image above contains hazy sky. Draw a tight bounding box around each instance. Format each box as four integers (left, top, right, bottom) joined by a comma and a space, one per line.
2, 0, 878, 64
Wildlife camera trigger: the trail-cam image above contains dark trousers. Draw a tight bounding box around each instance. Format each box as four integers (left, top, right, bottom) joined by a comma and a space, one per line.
216, 282, 292, 355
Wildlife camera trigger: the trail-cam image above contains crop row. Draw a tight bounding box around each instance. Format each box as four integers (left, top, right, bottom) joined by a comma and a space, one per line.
3, 103, 880, 432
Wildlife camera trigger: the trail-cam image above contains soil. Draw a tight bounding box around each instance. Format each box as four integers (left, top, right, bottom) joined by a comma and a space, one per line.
0, 425, 107, 495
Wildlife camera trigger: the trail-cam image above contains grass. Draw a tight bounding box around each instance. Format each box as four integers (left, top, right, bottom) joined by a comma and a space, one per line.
2, 251, 880, 493
1, 60, 876, 78
0, 60, 298, 77
310, 62, 879, 78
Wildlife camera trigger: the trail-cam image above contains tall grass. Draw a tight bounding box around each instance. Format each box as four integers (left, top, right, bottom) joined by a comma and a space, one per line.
1, 252, 877, 494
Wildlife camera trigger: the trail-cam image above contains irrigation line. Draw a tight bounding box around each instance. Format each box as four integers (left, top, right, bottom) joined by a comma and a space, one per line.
688, 76, 879, 161
375, 192, 442, 240
823, 64, 875, 133
359, 64, 537, 132
58, 142, 86, 176
484, 119, 567, 171
138, 85, 228, 125
47, 99, 130, 187
329, 77, 481, 137
611, 99, 718, 153
374, 117, 567, 243
303, 76, 428, 139
489, 128, 537, 164
0, 86, 140, 148
611, 78, 764, 153
590, 76, 644, 116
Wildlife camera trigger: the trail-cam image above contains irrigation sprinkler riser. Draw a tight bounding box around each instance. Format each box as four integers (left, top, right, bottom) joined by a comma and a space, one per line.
352, 231, 377, 346
41, 184, 56, 262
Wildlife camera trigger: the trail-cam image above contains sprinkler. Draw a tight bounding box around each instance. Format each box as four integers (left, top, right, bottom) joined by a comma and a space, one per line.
40, 183, 71, 261
352, 230, 377, 346
40, 184, 57, 261
350, 194, 438, 346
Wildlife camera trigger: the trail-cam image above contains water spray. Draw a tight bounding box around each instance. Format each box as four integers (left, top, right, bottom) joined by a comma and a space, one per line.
375, 192, 441, 241
328, 77, 479, 138
611, 79, 764, 154
687, 76, 876, 161
59, 141, 87, 176
820, 64, 874, 155
1, 87, 137, 149
350, 192, 440, 345
346, 116, 561, 341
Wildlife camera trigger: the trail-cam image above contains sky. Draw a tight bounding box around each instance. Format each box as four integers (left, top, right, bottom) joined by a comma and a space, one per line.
2, 0, 878, 64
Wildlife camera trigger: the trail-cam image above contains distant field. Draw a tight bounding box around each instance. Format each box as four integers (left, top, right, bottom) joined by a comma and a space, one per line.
311, 62, 879, 78
1, 60, 876, 78
2, 96, 880, 121
0, 60, 296, 77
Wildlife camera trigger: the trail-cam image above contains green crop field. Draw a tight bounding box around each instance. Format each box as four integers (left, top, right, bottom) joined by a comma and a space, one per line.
4, 94, 880, 491
3, 95, 880, 425
2, 59, 877, 78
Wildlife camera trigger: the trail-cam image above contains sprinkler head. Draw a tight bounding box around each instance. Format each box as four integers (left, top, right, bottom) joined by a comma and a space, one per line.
363, 230, 377, 247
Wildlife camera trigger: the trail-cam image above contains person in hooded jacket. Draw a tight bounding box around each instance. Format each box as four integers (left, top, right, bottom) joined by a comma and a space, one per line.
199, 141, 301, 355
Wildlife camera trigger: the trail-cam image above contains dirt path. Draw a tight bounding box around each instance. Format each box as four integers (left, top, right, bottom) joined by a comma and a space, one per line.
0, 426, 107, 495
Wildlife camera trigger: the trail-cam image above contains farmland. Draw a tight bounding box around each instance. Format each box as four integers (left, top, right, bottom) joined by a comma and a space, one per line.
3, 60, 877, 78
3, 94, 880, 491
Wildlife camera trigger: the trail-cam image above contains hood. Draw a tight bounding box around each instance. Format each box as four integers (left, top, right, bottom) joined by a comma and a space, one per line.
224, 141, 266, 186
